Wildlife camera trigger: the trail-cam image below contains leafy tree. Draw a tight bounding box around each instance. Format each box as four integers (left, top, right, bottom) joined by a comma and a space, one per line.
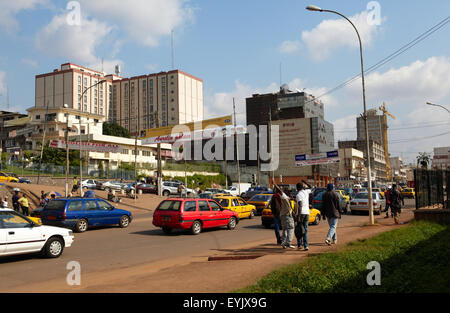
103, 122, 131, 138
33, 141, 83, 166
416, 152, 431, 169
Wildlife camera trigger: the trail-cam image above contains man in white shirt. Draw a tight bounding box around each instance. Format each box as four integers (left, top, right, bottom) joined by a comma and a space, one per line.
295, 180, 312, 251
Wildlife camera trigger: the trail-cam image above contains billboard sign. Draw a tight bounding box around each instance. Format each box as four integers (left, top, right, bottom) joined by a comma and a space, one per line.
295, 150, 340, 167
50, 140, 120, 153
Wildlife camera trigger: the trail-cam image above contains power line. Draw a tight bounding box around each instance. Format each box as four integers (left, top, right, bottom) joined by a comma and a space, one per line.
305, 15, 450, 105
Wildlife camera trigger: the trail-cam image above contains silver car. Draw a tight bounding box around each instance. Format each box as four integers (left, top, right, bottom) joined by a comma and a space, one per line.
349, 192, 385, 215
161, 181, 196, 197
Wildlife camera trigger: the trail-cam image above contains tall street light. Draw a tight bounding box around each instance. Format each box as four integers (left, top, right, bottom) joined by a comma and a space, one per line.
306, 5, 375, 224
426, 101, 450, 114
78, 79, 107, 196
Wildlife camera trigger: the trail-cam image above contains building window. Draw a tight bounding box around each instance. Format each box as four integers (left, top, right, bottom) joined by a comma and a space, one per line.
36, 115, 40, 120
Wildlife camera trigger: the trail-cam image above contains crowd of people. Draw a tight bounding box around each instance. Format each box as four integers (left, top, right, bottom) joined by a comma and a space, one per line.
269, 182, 405, 250
0, 188, 58, 216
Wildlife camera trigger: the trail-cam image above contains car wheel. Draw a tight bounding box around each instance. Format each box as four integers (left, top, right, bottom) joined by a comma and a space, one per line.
163, 190, 170, 197
191, 220, 202, 235
227, 217, 237, 230
119, 215, 130, 228
249, 210, 255, 219
162, 226, 172, 234
42, 237, 64, 258
314, 215, 320, 225
75, 219, 88, 233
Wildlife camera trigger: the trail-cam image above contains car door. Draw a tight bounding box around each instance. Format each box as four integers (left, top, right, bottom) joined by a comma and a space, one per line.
238, 199, 250, 215
97, 199, 120, 225
198, 200, 213, 228
0, 216, 6, 254
0, 211, 45, 255
208, 200, 225, 227
83, 199, 102, 226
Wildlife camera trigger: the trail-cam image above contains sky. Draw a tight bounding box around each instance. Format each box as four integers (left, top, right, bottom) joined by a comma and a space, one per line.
0, 0, 449, 164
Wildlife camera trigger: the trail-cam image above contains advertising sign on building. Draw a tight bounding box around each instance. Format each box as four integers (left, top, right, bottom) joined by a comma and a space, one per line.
295, 150, 340, 167
50, 140, 120, 153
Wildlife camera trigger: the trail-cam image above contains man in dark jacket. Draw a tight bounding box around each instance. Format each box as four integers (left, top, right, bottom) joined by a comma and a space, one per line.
270, 187, 284, 245
12, 189, 21, 212
389, 184, 404, 224
321, 184, 341, 245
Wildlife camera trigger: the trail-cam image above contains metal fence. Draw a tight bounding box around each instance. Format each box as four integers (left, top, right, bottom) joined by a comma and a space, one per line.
2, 161, 138, 181
414, 169, 447, 209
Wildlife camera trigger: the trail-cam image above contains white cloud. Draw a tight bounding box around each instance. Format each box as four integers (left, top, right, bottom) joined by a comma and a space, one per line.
79, 0, 195, 47
278, 40, 301, 54
302, 10, 383, 60
356, 57, 450, 107
35, 14, 113, 65
0, 0, 48, 33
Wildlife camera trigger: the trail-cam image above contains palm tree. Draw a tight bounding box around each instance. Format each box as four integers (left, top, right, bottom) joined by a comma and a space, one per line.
416, 152, 431, 169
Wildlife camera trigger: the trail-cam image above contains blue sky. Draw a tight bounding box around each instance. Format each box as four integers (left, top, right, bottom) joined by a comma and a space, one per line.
0, 0, 449, 164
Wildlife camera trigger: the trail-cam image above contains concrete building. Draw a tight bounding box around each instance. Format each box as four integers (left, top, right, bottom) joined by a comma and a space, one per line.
34, 63, 204, 135
389, 156, 407, 182
338, 148, 365, 180
338, 139, 387, 182
432, 146, 450, 170
356, 109, 386, 145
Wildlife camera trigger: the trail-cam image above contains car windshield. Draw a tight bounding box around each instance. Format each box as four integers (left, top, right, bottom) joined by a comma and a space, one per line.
249, 194, 272, 202
157, 200, 181, 211
214, 198, 229, 207
354, 193, 378, 199
44, 200, 66, 211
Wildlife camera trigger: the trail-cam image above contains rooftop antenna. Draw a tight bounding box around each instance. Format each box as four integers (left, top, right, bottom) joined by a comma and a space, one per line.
171, 29, 174, 69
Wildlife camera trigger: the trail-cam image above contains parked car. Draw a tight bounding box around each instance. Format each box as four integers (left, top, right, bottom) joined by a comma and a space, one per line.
212, 196, 256, 219
336, 190, 350, 203
0, 209, 74, 258
40, 198, 133, 232
401, 188, 415, 198
161, 181, 196, 197
7, 173, 31, 184
136, 183, 157, 194
0, 172, 19, 183
349, 192, 385, 215
246, 193, 273, 215
152, 198, 239, 235
372, 188, 385, 197
98, 181, 125, 191
81, 179, 98, 189
261, 205, 321, 229
241, 187, 273, 201
312, 191, 349, 214
197, 192, 214, 199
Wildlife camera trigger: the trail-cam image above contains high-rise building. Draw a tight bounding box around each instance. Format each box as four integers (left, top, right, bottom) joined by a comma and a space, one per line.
356, 109, 386, 146
33, 63, 204, 136
432, 146, 450, 170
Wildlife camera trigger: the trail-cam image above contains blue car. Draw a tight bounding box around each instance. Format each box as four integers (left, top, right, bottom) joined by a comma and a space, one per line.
40, 198, 133, 232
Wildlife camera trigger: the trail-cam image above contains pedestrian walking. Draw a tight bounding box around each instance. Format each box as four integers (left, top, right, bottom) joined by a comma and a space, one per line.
384, 187, 394, 218
294, 180, 312, 251
12, 188, 21, 213
1, 196, 9, 208
321, 184, 342, 246
269, 187, 284, 245
275, 184, 295, 249
18, 193, 31, 216
389, 184, 404, 224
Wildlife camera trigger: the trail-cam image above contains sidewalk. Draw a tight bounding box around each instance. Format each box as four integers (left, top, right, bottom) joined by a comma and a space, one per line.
9, 208, 415, 293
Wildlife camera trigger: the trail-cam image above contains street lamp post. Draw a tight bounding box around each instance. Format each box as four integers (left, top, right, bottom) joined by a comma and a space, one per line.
426, 101, 450, 114
306, 5, 375, 224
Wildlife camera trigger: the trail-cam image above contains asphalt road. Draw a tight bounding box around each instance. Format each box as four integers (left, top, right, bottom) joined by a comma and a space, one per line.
0, 199, 415, 292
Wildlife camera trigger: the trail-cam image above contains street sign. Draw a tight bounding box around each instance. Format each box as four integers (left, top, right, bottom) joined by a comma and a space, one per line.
295, 150, 340, 167
50, 140, 120, 153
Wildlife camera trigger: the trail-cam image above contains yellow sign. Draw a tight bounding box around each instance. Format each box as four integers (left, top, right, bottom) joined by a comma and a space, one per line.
140, 115, 233, 139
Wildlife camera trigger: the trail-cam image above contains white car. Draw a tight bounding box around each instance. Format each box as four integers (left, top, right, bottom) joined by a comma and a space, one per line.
0, 209, 74, 258
81, 179, 98, 189
224, 186, 240, 197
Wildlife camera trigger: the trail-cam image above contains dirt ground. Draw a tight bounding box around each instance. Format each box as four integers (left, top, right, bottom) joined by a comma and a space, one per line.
2, 181, 416, 293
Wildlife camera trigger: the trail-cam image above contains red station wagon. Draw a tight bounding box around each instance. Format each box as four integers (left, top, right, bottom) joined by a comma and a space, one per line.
152, 198, 239, 235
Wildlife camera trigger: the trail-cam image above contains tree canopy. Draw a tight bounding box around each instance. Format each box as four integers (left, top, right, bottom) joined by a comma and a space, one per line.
103, 122, 131, 138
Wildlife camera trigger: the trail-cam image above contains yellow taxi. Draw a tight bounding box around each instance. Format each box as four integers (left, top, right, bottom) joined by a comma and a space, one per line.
372, 188, 385, 197
246, 193, 274, 215
336, 190, 350, 203
401, 188, 415, 198
0, 208, 42, 225
212, 196, 256, 219
0, 172, 19, 183
261, 202, 321, 228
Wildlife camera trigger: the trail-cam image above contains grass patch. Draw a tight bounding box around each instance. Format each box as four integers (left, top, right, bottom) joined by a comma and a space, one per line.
236, 220, 450, 293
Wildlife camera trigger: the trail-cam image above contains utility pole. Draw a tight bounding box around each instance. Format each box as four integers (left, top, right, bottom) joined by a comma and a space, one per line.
37, 102, 49, 184
134, 120, 138, 202
233, 98, 241, 195
64, 107, 70, 197
79, 119, 83, 197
